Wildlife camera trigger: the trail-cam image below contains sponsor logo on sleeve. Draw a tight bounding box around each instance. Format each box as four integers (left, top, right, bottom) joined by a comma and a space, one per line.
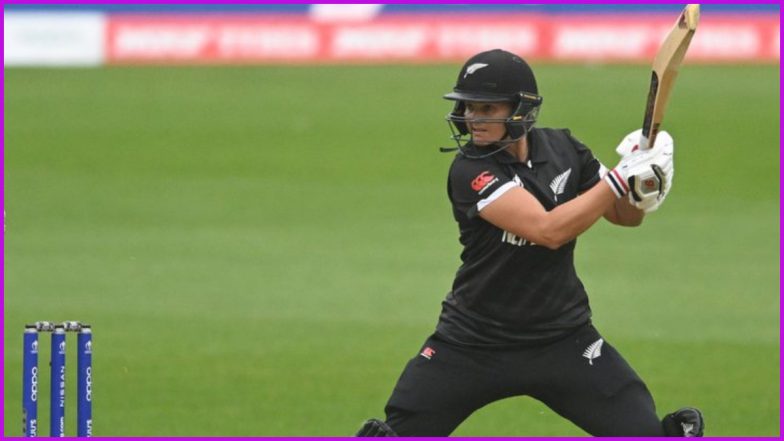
471, 171, 499, 195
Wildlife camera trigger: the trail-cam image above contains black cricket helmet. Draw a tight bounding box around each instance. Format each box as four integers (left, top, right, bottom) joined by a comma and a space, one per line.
444, 49, 543, 152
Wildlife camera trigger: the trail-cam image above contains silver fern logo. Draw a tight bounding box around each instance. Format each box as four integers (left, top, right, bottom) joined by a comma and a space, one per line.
464, 63, 489, 78
582, 338, 604, 365
549, 168, 572, 202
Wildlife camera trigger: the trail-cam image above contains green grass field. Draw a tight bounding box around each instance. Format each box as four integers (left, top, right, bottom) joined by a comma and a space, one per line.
4, 64, 779, 436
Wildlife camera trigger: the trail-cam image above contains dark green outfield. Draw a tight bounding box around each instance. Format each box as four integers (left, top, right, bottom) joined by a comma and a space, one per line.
4, 64, 779, 436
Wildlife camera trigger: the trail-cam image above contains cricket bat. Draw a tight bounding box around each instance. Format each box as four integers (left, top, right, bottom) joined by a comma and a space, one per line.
640, 4, 700, 151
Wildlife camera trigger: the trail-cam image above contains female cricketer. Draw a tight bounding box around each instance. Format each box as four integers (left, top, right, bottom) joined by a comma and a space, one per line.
356, 49, 703, 437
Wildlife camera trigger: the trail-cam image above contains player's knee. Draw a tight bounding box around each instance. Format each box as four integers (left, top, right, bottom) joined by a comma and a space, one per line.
355, 418, 398, 437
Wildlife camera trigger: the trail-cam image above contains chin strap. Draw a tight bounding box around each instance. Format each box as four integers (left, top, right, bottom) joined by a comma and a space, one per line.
440, 126, 526, 159
441, 115, 531, 159
439, 137, 521, 159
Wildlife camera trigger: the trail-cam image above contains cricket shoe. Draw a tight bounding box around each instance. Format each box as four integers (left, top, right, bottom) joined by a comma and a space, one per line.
662, 407, 704, 437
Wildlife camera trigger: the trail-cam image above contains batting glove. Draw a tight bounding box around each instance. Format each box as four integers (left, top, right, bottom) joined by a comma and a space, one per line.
615, 129, 645, 158
604, 147, 658, 198
627, 131, 674, 212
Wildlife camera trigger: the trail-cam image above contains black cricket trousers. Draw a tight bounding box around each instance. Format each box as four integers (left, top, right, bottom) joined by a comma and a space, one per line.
384, 323, 665, 436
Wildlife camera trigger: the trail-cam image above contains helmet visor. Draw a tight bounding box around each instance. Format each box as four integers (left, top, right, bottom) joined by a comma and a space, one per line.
443, 91, 515, 103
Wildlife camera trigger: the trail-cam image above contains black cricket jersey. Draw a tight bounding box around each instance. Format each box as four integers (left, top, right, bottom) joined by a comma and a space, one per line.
436, 127, 604, 347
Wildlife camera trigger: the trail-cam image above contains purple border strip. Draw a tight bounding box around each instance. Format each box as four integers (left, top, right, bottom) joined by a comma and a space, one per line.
0, 0, 7, 434
6, 0, 783, 4
3, 4, 779, 12
778, 4, 783, 439
1, 0, 781, 440
6, 0, 783, 5
1, 1, 5, 438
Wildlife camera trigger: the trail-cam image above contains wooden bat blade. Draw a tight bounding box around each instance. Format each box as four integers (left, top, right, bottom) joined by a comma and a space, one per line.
640, 4, 700, 150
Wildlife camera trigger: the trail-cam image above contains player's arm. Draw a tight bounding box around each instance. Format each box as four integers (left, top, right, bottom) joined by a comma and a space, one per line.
604, 129, 675, 224
603, 192, 645, 227
480, 181, 617, 250
481, 145, 664, 250
565, 130, 644, 228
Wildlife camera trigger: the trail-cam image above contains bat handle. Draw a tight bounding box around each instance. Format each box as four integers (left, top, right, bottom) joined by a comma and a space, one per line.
639, 130, 656, 150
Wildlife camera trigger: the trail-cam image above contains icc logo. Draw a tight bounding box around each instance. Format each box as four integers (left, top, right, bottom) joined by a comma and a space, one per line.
31, 341, 38, 355
58, 341, 66, 355
85, 341, 92, 355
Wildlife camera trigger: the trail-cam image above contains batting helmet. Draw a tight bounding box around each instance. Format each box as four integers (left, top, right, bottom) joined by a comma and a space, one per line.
444, 49, 543, 153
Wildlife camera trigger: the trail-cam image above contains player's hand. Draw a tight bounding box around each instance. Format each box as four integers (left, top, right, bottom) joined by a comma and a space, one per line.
615, 129, 644, 158
605, 130, 674, 202
604, 145, 659, 198
627, 131, 674, 212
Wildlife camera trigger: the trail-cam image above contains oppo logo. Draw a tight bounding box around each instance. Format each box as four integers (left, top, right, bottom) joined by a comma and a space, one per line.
30, 367, 38, 401
84, 367, 92, 401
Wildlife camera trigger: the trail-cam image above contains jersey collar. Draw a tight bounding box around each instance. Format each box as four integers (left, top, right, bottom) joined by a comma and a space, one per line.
492, 130, 549, 165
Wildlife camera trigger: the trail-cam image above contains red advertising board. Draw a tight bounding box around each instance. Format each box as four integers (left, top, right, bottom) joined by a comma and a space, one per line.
106, 14, 780, 65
